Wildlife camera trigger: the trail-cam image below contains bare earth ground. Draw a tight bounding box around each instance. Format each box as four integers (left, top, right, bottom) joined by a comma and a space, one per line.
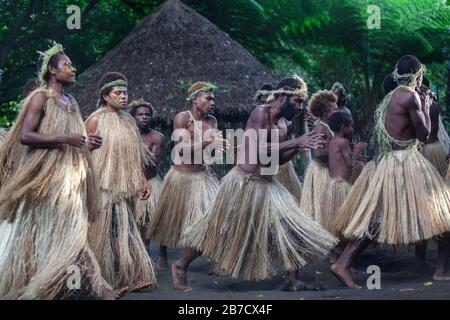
122, 242, 450, 300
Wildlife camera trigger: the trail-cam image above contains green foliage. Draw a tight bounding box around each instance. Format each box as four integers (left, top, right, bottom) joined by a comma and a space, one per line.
0, 0, 449, 143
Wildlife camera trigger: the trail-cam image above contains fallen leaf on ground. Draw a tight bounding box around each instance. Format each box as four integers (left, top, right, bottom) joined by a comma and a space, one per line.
424, 282, 433, 286
315, 271, 323, 275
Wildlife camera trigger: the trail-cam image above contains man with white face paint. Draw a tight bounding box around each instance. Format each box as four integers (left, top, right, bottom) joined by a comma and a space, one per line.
85, 72, 156, 292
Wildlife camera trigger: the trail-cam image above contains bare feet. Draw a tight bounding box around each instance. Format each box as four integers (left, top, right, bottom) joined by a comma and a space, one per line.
99, 286, 129, 300
330, 263, 362, 289
171, 263, 192, 291
208, 263, 227, 277
433, 270, 450, 281
157, 256, 169, 271
130, 281, 152, 292
349, 267, 366, 275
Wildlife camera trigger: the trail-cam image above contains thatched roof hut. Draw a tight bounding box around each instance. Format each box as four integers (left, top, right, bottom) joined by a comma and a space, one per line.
70, 0, 278, 126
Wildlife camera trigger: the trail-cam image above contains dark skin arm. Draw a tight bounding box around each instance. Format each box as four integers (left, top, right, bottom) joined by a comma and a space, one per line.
84, 114, 103, 151
173, 113, 228, 156
246, 108, 323, 171
426, 102, 439, 143
341, 140, 367, 169
173, 112, 212, 156
20, 91, 86, 148
151, 132, 165, 163
407, 92, 430, 143
311, 125, 331, 162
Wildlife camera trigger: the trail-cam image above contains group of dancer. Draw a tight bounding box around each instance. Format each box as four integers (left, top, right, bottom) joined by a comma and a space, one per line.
0, 41, 449, 299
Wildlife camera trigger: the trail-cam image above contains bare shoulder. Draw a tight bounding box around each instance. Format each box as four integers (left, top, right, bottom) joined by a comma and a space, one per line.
173, 111, 190, 129
150, 129, 165, 144
205, 114, 218, 126
28, 90, 48, 110
85, 111, 102, 134
85, 112, 100, 125
249, 106, 269, 124
398, 89, 421, 111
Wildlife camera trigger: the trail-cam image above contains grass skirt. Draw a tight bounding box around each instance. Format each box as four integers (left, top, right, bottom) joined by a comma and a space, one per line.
339, 150, 450, 244
421, 141, 448, 178
185, 166, 338, 281
148, 167, 219, 248
274, 161, 302, 202
321, 177, 351, 235
300, 160, 330, 223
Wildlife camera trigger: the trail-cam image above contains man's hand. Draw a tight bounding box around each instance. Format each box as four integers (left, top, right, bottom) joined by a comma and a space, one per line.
87, 134, 103, 151
210, 134, 230, 152
64, 134, 86, 148
140, 184, 151, 200
296, 131, 325, 150
304, 112, 318, 127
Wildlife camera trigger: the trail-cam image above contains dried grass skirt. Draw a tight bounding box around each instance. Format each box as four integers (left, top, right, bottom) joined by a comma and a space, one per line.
300, 160, 330, 223
148, 167, 219, 248
186, 166, 338, 281
339, 150, 450, 244
274, 161, 302, 202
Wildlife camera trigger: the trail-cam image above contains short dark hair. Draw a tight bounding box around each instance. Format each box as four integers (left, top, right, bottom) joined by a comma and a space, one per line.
382, 72, 397, 95
260, 83, 273, 91
36, 51, 66, 83
128, 99, 155, 118
329, 111, 353, 133
97, 72, 127, 106
396, 55, 422, 75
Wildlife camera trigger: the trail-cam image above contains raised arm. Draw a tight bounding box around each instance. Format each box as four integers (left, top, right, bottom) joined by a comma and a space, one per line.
249, 108, 323, 166
173, 112, 211, 155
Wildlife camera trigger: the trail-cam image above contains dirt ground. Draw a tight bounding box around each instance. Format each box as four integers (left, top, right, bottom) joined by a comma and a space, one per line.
122, 241, 450, 300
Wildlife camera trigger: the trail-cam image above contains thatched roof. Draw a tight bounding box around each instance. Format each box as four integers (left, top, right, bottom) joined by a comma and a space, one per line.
70, 0, 278, 124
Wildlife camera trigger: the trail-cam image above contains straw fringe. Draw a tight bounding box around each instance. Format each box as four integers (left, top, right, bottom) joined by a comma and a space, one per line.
86, 108, 154, 201
321, 177, 351, 235
341, 150, 450, 244
89, 196, 156, 289
0, 128, 7, 141
299, 160, 330, 223
350, 160, 364, 184
420, 141, 448, 178
148, 167, 219, 248
136, 175, 163, 241
334, 161, 376, 235
189, 167, 337, 281
87, 108, 156, 289
0, 89, 108, 299
274, 161, 302, 202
